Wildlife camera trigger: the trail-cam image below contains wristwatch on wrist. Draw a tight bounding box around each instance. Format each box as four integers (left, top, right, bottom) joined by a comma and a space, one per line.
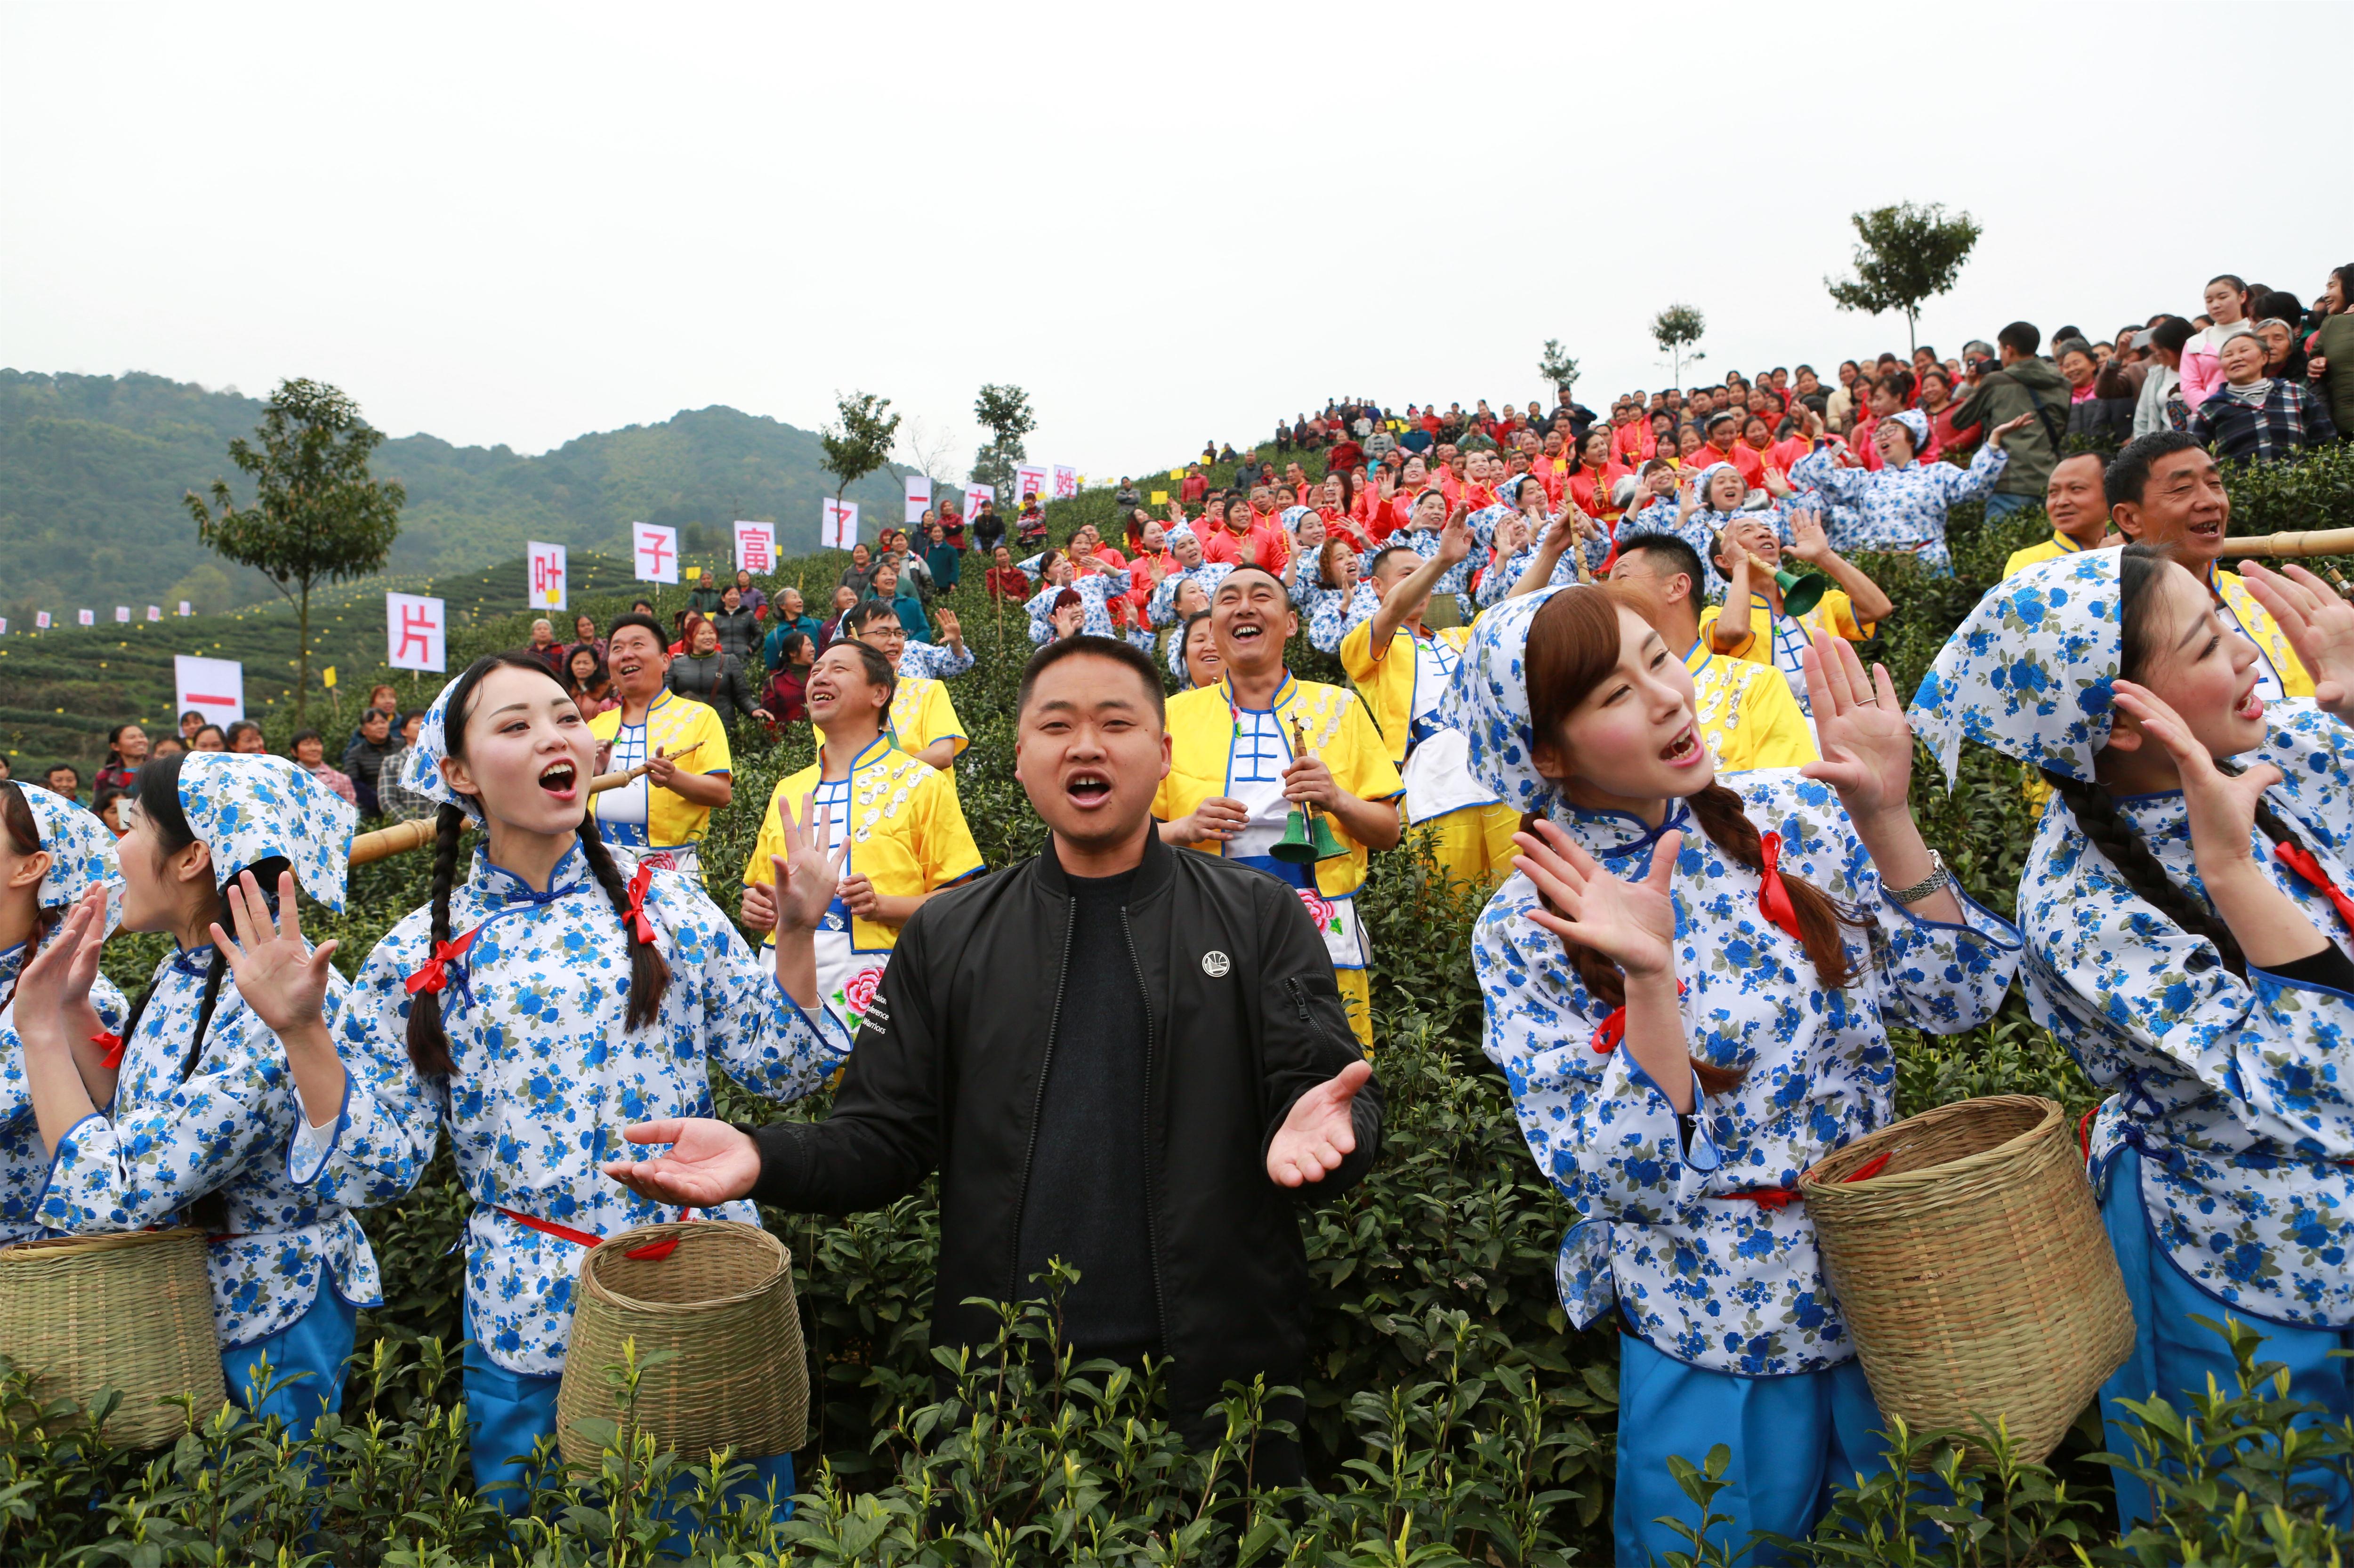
1886, 849, 1953, 906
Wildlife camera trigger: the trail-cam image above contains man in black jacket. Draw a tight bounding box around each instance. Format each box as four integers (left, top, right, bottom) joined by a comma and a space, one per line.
606, 635, 1379, 1477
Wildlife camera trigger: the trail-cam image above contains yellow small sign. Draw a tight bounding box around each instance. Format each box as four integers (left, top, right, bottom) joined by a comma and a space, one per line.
1151, 491, 1168, 505
1169, 468, 1184, 481
685, 566, 701, 581
322, 666, 337, 689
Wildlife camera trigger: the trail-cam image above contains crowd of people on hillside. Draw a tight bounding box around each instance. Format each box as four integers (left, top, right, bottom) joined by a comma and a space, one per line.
7, 260, 2354, 1561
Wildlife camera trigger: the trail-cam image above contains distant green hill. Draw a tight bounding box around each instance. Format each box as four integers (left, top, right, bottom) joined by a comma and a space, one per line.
0, 369, 920, 617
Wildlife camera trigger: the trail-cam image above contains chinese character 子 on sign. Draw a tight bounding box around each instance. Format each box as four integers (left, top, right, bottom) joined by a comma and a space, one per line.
633, 523, 680, 584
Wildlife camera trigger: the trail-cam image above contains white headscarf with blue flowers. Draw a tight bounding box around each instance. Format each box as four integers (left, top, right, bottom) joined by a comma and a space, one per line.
175, 752, 356, 911
397, 671, 479, 823
1437, 583, 1588, 816
14, 780, 121, 917
1908, 548, 2124, 789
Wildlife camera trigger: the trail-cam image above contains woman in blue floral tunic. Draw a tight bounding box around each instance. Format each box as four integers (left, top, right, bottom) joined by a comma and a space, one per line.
219, 653, 852, 1510
1441, 586, 2020, 1563
1620, 460, 1768, 601
0, 780, 128, 1242
1912, 547, 2354, 1529
9, 753, 367, 1439
1789, 409, 2031, 577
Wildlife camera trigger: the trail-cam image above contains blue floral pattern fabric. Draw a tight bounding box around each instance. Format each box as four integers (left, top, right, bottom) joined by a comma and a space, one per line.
0, 950, 128, 1244
1907, 549, 2123, 789
898, 638, 974, 680
1025, 574, 1123, 643
1483, 517, 1614, 606
2022, 706, 2354, 1327
1148, 562, 1234, 627
1790, 442, 2008, 578
1471, 770, 2021, 1375
1306, 581, 1379, 654
177, 753, 358, 908
290, 843, 849, 1375
36, 946, 372, 1345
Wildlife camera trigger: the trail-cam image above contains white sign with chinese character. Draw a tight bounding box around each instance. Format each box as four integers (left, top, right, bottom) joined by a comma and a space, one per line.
174, 655, 246, 724
821, 498, 859, 550
903, 474, 932, 524
77, 609, 95, 626
114, 606, 130, 623
632, 523, 679, 584
146, 606, 161, 622
177, 601, 191, 617
963, 482, 995, 516
527, 542, 568, 610
36, 612, 51, 629
1015, 464, 1048, 505
385, 593, 447, 674
1053, 466, 1078, 500
733, 521, 776, 575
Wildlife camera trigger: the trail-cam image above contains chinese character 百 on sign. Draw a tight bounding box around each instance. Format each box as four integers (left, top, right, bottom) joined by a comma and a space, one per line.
527, 541, 568, 611
386, 593, 447, 674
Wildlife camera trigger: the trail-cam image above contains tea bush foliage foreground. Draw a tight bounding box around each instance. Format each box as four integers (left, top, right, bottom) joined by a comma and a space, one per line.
16, 445, 2354, 1564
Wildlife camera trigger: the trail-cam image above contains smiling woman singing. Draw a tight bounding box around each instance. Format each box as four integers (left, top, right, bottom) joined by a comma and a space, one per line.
1446, 586, 2021, 1564
214, 652, 853, 1512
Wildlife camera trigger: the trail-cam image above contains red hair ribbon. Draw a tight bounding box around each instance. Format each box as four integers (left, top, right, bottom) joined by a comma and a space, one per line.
91, 1032, 124, 1070
2273, 842, 2354, 934
497, 1204, 697, 1260
624, 861, 658, 945
2079, 1107, 2099, 1163
1757, 832, 1802, 944
403, 927, 481, 998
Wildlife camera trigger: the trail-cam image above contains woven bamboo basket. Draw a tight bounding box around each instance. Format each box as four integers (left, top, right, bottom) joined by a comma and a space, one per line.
0, 1228, 226, 1447
1799, 1094, 2133, 1463
555, 1220, 807, 1466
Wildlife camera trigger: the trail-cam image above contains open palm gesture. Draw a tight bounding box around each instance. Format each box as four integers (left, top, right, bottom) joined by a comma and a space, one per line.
1513, 819, 1678, 980
1799, 630, 1911, 820
1266, 1060, 1372, 1188
2239, 560, 2354, 722
212, 869, 339, 1036
768, 792, 846, 937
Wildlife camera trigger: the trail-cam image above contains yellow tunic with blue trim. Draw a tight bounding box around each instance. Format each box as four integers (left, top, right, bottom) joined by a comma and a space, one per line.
888, 675, 968, 760
2001, 527, 2091, 580
1698, 588, 1872, 712
587, 691, 734, 866
744, 736, 984, 1027
1682, 639, 1818, 773
2212, 566, 2313, 700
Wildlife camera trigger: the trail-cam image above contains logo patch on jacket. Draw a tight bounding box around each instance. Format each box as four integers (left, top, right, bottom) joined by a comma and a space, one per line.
1201, 950, 1231, 977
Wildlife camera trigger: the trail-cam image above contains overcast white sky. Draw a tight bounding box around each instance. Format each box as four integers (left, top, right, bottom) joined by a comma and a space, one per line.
4, 1, 2346, 487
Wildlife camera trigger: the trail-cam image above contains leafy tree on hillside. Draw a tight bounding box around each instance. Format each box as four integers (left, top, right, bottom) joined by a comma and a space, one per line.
1650, 305, 1707, 386
1825, 201, 1983, 353
185, 378, 403, 721
819, 390, 901, 510
1537, 339, 1580, 394
970, 383, 1036, 497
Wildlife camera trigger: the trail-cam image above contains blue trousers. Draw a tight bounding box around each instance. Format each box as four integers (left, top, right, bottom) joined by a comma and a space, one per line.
1615, 1333, 1891, 1566
1983, 491, 2040, 521
461, 1319, 794, 1521
2097, 1148, 2354, 1529
222, 1283, 358, 1441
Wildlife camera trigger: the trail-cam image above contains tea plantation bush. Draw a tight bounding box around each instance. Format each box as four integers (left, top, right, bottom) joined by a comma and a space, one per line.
13, 446, 2354, 1564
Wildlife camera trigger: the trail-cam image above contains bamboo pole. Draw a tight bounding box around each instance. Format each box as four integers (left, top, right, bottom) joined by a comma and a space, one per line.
2225, 528, 2354, 559
347, 742, 702, 864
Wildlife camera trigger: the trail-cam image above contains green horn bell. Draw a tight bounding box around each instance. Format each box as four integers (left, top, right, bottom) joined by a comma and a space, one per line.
1308, 813, 1346, 860
1774, 567, 1833, 618
1271, 808, 1320, 864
